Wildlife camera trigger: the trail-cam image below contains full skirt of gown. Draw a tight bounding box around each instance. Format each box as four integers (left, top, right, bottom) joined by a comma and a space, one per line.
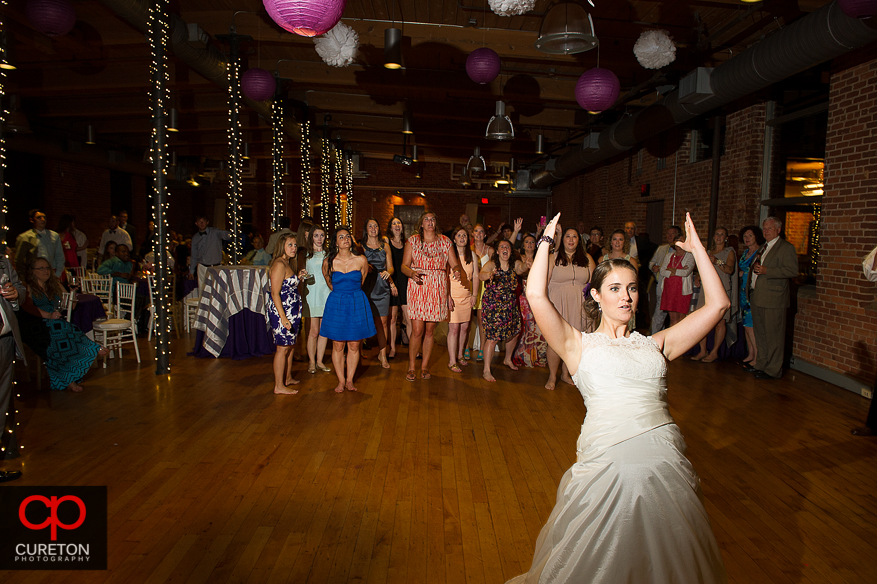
507, 331, 727, 584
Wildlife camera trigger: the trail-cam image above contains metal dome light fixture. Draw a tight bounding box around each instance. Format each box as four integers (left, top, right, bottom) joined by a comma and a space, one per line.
535, 1, 598, 55
466, 146, 486, 174
486, 101, 515, 141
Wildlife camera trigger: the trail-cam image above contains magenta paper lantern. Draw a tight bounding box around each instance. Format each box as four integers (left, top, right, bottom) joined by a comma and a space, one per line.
466, 48, 501, 84
241, 68, 277, 101
26, 0, 76, 37
839, 0, 877, 19
575, 68, 620, 113
263, 0, 347, 37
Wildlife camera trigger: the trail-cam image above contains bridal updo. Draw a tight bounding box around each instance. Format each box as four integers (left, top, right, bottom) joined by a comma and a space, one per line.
584, 258, 639, 329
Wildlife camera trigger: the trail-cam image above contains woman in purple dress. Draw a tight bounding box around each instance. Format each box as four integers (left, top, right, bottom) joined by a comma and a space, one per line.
266, 233, 308, 395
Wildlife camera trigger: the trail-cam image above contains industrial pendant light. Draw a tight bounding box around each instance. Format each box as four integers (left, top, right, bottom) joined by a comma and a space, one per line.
412, 144, 419, 162
486, 101, 515, 141
402, 111, 413, 134
85, 124, 96, 145
242, 143, 250, 160
384, 27, 402, 69
466, 146, 486, 174
535, 134, 544, 154
535, 1, 598, 55
168, 107, 179, 133
494, 166, 510, 186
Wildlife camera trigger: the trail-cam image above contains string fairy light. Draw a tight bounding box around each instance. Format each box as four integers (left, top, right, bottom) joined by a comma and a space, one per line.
271, 99, 283, 230
333, 145, 343, 230
147, 0, 172, 373
0, 0, 9, 248
320, 137, 332, 229
226, 35, 243, 262
809, 206, 821, 276
345, 154, 354, 226
300, 120, 311, 218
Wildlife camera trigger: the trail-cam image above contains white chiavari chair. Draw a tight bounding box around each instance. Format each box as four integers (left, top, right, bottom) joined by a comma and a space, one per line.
92, 282, 141, 368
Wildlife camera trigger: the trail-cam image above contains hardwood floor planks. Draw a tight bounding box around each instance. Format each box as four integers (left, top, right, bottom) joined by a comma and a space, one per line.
2, 337, 877, 583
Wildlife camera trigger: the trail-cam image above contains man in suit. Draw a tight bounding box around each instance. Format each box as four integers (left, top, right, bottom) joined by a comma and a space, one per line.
625, 221, 657, 327
0, 253, 26, 482
748, 216, 798, 380
118, 210, 137, 255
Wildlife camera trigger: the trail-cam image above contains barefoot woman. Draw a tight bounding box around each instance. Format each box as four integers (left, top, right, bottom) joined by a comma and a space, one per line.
266, 233, 307, 395
320, 227, 376, 393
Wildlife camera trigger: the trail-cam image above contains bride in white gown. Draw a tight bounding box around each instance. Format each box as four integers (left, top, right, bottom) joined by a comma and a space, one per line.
509, 213, 728, 584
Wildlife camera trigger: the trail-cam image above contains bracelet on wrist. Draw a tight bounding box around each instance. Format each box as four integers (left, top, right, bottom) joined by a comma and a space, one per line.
537, 235, 554, 247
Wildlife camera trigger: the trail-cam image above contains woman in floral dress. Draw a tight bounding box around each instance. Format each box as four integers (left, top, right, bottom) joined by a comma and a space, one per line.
513, 233, 547, 368
401, 212, 462, 381
266, 233, 308, 395
480, 239, 528, 382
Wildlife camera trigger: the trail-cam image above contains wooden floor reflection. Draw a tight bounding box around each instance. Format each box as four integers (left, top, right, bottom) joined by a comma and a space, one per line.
4, 334, 877, 584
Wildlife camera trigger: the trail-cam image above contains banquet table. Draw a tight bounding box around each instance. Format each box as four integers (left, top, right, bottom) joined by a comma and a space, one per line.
71, 293, 107, 334
190, 265, 275, 359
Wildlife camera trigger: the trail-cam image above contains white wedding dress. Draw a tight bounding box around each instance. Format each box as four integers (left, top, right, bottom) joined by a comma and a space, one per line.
508, 332, 727, 584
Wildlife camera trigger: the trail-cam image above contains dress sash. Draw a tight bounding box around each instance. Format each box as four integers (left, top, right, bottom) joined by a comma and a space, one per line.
575, 371, 673, 462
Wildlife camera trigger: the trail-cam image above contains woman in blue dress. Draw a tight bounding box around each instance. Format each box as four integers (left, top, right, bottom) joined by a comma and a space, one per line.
19, 258, 106, 392
320, 226, 377, 393
302, 225, 331, 374
266, 233, 307, 395
737, 225, 764, 368
362, 218, 397, 369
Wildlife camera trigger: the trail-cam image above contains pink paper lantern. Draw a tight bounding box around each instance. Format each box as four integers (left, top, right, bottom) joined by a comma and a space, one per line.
839, 0, 877, 19
263, 0, 347, 37
26, 0, 76, 37
466, 48, 501, 84
575, 68, 620, 113
241, 68, 277, 102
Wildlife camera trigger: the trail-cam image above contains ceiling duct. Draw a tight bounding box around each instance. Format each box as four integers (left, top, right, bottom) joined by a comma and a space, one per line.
530, 2, 877, 188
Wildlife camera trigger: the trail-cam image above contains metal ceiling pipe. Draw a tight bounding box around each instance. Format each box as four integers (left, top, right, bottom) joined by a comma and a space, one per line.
96, 0, 294, 132
531, 1, 877, 188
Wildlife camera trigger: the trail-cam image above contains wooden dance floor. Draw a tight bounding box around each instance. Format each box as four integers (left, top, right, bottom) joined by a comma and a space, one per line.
4, 335, 877, 583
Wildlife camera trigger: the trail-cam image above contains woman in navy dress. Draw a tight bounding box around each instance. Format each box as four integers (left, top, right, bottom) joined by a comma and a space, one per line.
266, 233, 307, 395
321, 227, 377, 393
362, 218, 397, 369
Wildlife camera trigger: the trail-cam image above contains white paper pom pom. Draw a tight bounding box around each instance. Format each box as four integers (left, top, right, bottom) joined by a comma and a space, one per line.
314, 22, 359, 68
633, 30, 676, 70
488, 0, 536, 18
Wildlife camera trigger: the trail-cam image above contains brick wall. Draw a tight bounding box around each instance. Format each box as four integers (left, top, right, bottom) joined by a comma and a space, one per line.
550, 103, 767, 243
794, 57, 877, 385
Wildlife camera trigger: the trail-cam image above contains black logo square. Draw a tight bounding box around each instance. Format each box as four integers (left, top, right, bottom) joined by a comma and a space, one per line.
0, 486, 107, 570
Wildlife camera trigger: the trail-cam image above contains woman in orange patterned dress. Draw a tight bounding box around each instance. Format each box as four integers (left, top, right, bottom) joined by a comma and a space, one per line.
401, 212, 462, 381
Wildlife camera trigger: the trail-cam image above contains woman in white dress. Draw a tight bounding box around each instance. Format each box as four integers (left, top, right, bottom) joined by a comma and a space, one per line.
512, 212, 728, 584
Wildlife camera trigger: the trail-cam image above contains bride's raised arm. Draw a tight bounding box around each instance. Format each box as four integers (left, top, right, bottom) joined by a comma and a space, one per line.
526, 213, 583, 374
652, 213, 730, 360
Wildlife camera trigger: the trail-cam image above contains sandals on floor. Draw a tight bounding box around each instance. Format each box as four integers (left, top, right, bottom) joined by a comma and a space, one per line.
475, 350, 484, 362
421, 370, 431, 380
448, 363, 462, 373
406, 370, 416, 382
463, 348, 471, 360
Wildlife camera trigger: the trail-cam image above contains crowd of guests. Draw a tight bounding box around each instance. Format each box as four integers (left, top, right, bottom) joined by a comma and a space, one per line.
261, 211, 805, 394
3, 205, 803, 400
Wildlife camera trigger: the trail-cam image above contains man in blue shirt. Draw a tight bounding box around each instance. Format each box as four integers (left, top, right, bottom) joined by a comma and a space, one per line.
97, 243, 134, 287
14, 209, 65, 277
189, 215, 232, 291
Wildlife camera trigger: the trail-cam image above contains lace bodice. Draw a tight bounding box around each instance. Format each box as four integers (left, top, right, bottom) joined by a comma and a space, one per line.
578, 331, 667, 380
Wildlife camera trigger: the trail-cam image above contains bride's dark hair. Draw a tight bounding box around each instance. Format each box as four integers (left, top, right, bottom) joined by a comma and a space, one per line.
584, 258, 638, 329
